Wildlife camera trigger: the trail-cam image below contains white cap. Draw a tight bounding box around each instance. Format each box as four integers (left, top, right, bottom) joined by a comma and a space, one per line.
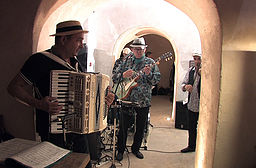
192, 52, 201, 57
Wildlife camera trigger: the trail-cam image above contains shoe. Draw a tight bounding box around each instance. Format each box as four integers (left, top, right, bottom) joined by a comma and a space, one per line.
116, 152, 123, 161
132, 150, 144, 159
180, 147, 195, 153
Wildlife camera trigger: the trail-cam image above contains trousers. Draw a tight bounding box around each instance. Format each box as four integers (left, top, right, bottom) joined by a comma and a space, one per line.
117, 106, 149, 153
188, 110, 199, 149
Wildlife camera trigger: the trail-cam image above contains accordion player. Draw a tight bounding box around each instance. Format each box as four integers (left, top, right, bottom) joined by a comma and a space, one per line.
49, 70, 110, 134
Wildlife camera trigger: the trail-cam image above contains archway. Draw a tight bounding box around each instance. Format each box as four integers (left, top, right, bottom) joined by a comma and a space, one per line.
33, 0, 221, 167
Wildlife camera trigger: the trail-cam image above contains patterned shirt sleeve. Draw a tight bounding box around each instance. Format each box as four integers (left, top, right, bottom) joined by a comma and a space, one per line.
112, 58, 123, 84
141, 61, 161, 86
129, 57, 161, 107
181, 67, 192, 91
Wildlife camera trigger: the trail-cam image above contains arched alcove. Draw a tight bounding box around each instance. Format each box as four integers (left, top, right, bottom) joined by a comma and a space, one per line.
112, 29, 177, 119
36, 0, 201, 104
33, 0, 221, 167
114, 32, 175, 95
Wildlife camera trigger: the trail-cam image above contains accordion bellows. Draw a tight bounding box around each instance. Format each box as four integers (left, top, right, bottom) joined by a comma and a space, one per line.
50, 70, 110, 134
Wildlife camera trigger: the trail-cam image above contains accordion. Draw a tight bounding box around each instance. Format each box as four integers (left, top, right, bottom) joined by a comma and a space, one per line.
49, 70, 110, 134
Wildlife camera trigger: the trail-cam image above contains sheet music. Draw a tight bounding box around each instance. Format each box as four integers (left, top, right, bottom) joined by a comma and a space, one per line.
9, 141, 70, 168
0, 138, 39, 164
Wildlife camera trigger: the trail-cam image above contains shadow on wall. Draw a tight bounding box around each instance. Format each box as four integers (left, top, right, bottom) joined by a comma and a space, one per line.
236, 51, 256, 167
218, 50, 256, 168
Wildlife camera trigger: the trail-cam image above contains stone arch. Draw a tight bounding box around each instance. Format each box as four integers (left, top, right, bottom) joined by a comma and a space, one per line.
112, 26, 179, 115
33, 1, 221, 167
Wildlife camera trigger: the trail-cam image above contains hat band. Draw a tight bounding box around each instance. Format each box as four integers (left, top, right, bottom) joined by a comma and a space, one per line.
56, 25, 83, 33
131, 43, 146, 45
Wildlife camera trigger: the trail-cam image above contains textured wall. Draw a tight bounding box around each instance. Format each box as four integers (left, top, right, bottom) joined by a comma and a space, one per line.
215, 51, 256, 168
214, 0, 256, 167
0, 0, 41, 140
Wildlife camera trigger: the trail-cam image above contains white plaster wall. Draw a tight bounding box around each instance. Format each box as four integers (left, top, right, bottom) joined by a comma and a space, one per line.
89, 0, 202, 101
37, 0, 201, 102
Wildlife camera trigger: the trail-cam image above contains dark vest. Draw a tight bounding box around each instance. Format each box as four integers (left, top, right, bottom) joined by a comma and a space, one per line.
187, 67, 201, 102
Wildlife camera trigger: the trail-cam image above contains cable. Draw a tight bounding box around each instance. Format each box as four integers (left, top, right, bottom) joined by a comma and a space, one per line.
151, 126, 174, 129
143, 149, 181, 154
125, 151, 130, 168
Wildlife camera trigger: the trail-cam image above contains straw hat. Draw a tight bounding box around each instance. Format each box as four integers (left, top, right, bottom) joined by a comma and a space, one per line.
130, 37, 148, 48
50, 20, 89, 36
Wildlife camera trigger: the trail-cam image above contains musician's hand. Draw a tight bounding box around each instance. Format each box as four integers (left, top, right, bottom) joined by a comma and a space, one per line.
123, 69, 134, 78
105, 87, 115, 107
37, 96, 62, 115
143, 65, 151, 75
184, 84, 193, 93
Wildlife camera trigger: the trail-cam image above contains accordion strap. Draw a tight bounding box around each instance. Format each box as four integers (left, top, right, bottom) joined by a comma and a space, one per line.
40, 51, 76, 71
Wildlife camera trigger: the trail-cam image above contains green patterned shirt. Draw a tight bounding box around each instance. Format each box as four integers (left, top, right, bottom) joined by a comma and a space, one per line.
112, 54, 161, 107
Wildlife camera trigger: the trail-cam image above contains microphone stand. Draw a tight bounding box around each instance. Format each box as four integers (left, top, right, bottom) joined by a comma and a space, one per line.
109, 101, 121, 168
109, 53, 132, 168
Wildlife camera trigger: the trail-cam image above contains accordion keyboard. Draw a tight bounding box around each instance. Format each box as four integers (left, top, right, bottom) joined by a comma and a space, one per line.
49, 70, 109, 134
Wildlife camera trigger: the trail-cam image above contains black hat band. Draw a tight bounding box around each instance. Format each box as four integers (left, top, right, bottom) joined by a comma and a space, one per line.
56, 25, 83, 33
132, 43, 146, 45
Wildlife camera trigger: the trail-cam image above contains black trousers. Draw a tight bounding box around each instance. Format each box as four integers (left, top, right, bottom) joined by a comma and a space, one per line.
117, 106, 149, 153
188, 110, 199, 149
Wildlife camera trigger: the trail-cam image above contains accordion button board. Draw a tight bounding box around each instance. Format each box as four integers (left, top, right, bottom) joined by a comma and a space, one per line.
50, 70, 110, 134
